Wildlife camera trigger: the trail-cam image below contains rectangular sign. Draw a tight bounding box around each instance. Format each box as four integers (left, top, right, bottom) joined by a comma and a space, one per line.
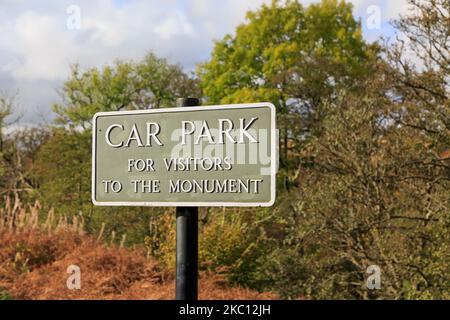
92, 103, 276, 206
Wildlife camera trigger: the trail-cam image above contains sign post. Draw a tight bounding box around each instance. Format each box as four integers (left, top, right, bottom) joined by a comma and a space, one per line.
91, 100, 277, 300
175, 97, 199, 300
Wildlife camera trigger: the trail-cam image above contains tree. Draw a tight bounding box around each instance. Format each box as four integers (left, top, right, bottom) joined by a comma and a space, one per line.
386, 0, 449, 149
0, 94, 38, 200
251, 80, 449, 298
36, 52, 199, 243
247, 0, 450, 299
35, 129, 92, 215
53, 52, 200, 129
198, 0, 378, 189
0, 94, 14, 188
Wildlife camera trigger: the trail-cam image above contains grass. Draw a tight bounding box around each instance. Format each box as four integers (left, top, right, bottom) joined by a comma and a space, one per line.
0, 288, 12, 300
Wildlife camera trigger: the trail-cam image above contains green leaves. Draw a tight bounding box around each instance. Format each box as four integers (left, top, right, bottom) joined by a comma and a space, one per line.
198, 0, 378, 192
199, 0, 375, 111
53, 53, 199, 128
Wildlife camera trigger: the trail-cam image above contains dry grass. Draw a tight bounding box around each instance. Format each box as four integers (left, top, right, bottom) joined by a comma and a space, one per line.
0, 197, 276, 300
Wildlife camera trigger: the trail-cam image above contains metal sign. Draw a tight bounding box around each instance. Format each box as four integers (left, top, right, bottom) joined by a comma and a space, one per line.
92, 102, 276, 207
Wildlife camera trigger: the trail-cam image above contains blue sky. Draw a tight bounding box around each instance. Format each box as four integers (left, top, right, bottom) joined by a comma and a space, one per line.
0, 0, 411, 125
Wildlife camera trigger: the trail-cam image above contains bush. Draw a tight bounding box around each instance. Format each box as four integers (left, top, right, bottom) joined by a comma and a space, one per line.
199, 208, 269, 285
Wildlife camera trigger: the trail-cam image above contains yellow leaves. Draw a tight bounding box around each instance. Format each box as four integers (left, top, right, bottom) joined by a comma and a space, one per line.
345, 10, 352, 22
221, 87, 281, 106
221, 89, 256, 104
352, 28, 362, 41
337, 27, 346, 40
199, 0, 372, 109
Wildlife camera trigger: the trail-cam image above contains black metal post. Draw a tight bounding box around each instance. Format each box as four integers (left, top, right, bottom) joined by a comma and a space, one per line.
176, 97, 199, 300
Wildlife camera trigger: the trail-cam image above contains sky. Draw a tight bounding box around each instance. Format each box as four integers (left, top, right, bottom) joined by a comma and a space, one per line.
0, 0, 412, 126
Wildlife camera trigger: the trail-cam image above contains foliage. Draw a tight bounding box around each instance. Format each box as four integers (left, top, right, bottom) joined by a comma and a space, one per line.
0, 94, 16, 188
35, 129, 91, 214
144, 207, 270, 287
198, 0, 379, 190
199, 0, 374, 106
1, 0, 449, 300
258, 88, 449, 299
144, 212, 176, 267
53, 52, 200, 129
193, 0, 449, 299
0, 95, 46, 204
198, 208, 271, 285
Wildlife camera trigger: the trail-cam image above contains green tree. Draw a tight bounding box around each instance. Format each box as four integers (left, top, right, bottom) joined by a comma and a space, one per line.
198, 0, 378, 189
253, 83, 449, 299
35, 129, 92, 215
248, 0, 450, 299
53, 52, 200, 128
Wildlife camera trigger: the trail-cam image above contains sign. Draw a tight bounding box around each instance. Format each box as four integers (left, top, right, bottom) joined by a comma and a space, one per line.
92, 102, 276, 206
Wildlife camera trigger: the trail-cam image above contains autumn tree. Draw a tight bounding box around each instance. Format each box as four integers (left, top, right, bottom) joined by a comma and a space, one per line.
387, 0, 449, 150
198, 0, 378, 189
268, 88, 449, 299
0, 94, 38, 200
248, 0, 449, 299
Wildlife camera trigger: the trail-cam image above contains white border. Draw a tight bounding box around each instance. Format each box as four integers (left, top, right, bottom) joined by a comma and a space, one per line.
92, 102, 277, 207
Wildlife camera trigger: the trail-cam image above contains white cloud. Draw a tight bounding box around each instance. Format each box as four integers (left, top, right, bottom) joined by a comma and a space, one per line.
10, 12, 70, 80
0, 0, 412, 124
154, 12, 195, 40
385, 0, 410, 20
